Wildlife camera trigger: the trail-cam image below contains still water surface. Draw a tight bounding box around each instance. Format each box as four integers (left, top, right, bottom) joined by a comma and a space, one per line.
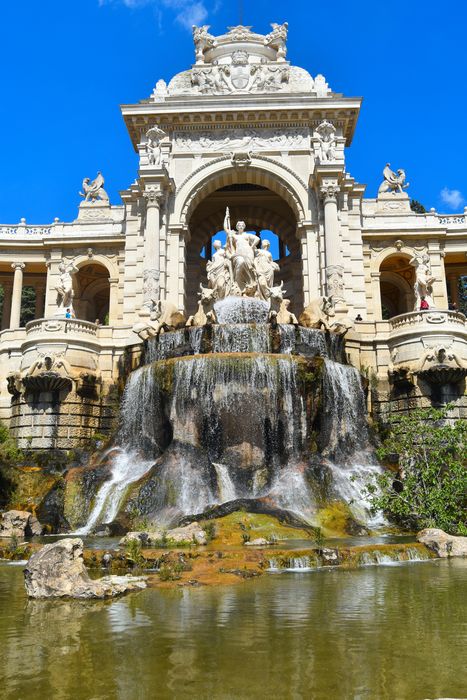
0, 559, 465, 700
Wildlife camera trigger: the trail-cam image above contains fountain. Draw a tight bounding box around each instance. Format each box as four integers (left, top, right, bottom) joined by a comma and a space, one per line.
70, 208, 382, 534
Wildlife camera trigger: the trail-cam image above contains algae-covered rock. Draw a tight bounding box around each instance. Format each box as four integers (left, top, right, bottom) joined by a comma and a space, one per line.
24, 538, 146, 599
417, 528, 467, 558
120, 522, 207, 547
0, 509, 44, 537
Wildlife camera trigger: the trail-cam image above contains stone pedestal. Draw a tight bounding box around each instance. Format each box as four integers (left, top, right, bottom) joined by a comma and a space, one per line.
376, 192, 411, 214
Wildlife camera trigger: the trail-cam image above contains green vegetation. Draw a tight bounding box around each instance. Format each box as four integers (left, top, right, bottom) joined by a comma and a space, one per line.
410, 199, 426, 214
364, 407, 466, 535
124, 538, 146, 568
0, 421, 23, 465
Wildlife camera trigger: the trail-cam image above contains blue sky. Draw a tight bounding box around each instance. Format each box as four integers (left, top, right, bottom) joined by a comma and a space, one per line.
0, 0, 466, 223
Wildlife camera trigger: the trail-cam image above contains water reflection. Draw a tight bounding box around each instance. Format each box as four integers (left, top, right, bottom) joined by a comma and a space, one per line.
0, 560, 465, 700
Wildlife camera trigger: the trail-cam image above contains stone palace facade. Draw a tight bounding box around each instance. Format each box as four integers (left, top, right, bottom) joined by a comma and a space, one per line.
1, 22, 466, 448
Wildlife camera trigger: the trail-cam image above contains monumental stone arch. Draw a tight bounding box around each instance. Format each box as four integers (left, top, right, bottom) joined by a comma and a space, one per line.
178, 157, 310, 313
0, 20, 466, 450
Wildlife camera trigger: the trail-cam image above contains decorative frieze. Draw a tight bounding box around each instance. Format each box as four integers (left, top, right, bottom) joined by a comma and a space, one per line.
173, 127, 309, 152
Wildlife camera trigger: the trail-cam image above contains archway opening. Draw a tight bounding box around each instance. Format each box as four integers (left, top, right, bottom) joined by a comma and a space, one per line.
185, 182, 302, 315
379, 254, 415, 319
444, 253, 467, 314
74, 263, 110, 324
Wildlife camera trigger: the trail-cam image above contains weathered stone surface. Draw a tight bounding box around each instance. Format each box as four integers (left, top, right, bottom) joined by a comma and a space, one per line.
417, 528, 467, 558
244, 537, 271, 546
320, 547, 341, 564
24, 538, 146, 599
120, 522, 207, 546
0, 510, 44, 538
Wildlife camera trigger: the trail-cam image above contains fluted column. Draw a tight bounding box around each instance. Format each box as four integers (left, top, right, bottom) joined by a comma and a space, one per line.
10, 262, 25, 328
1, 283, 12, 329
320, 184, 344, 302
142, 189, 163, 313
298, 224, 320, 304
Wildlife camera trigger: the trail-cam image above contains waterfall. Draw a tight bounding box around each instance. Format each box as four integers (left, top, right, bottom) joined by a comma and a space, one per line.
146, 327, 204, 363
212, 324, 270, 353
278, 324, 296, 354
74, 449, 153, 534
331, 460, 385, 527
75, 306, 383, 531
214, 297, 269, 324
212, 462, 237, 502
320, 360, 369, 460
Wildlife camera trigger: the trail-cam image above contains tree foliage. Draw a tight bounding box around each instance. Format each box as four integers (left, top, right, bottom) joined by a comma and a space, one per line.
363, 407, 466, 535
410, 199, 426, 214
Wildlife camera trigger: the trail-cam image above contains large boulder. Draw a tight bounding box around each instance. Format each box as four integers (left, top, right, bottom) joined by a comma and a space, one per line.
0, 510, 44, 538
24, 538, 146, 599
417, 528, 467, 558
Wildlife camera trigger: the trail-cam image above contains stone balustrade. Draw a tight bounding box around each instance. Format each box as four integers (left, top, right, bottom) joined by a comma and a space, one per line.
389, 310, 466, 335
437, 214, 466, 226
25, 318, 98, 338
0, 224, 53, 238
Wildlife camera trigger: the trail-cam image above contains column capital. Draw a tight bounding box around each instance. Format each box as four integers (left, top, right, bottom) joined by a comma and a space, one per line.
143, 188, 164, 208
320, 184, 340, 203
11, 262, 25, 271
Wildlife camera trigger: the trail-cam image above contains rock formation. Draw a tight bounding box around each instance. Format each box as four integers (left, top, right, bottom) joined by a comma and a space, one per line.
0, 510, 44, 538
23, 538, 146, 599
417, 528, 467, 558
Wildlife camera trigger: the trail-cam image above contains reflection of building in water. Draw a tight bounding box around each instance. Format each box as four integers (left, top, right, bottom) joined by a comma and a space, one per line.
0, 21, 465, 447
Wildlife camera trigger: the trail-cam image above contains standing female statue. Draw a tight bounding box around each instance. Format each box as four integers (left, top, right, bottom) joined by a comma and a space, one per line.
223, 207, 260, 296
410, 252, 436, 310
55, 260, 78, 316
255, 239, 280, 299
206, 240, 229, 299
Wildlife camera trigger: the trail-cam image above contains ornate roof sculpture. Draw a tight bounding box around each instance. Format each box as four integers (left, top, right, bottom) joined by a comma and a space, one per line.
149, 23, 331, 100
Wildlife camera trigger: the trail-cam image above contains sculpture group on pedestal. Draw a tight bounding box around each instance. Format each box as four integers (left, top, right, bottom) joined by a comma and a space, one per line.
206, 207, 280, 301
378, 164, 409, 194
79, 173, 109, 203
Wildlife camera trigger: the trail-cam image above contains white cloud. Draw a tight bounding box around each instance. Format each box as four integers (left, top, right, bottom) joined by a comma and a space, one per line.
99, 0, 208, 30
440, 187, 464, 210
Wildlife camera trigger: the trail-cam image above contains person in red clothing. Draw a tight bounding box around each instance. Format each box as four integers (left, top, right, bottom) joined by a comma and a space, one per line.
420, 296, 429, 310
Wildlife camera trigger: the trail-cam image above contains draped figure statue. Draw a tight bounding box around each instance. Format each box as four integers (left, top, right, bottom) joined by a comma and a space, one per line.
255, 239, 280, 299
206, 239, 229, 299
223, 208, 261, 297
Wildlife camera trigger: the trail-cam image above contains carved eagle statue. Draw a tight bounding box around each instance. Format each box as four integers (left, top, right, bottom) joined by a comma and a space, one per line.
80, 172, 109, 203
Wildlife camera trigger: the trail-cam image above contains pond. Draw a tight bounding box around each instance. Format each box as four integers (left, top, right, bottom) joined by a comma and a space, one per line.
0, 559, 465, 699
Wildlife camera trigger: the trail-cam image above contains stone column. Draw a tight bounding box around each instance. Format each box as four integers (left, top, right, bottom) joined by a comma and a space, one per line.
142, 189, 162, 314
298, 224, 320, 304
1, 283, 12, 330
108, 277, 119, 324
35, 284, 46, 318
320, 184, 344, 303
448, 275, 459, 307
10, 263, 25, 328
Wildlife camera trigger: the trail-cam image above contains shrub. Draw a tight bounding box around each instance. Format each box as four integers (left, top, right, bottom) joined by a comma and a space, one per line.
363, 406, 466, 535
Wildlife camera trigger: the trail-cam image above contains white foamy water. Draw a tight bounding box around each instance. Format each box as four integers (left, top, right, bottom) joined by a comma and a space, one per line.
213, 462, 237, 502
75, 449, 153, 535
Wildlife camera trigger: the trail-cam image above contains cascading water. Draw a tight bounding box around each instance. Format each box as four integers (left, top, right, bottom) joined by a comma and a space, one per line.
76, 296, 383, 533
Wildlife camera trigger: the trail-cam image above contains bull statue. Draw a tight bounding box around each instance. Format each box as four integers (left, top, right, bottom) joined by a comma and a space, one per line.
299, 296, 335, 331
186, 284, 217, 327
133, 300, 186, 340
268, 282, 298, 326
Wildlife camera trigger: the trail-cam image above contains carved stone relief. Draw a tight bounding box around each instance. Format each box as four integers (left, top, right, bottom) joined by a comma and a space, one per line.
173, 127, 309, 152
